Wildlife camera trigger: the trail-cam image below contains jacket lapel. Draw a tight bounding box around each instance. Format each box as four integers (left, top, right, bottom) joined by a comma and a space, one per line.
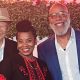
48, 37, 62, 80
75, 30, 80, 71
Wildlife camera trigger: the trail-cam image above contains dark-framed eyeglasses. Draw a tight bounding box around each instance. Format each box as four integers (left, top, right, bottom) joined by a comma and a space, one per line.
48, 11, 69, 19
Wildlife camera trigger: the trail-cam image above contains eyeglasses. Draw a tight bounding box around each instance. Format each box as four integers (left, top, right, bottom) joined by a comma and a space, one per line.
48, 11, 68, 19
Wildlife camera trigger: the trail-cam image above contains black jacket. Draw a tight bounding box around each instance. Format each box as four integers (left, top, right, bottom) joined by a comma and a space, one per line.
0, 38, 18, 80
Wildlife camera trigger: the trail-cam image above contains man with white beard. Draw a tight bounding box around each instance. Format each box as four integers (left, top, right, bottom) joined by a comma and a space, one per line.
38, 3, 80, 80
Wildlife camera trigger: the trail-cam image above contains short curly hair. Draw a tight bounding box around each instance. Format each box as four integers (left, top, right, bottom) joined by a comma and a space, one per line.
16, 20, 37, 39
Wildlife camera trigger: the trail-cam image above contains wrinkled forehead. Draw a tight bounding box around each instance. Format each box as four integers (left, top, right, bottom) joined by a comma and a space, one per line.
49, 3, 68, 14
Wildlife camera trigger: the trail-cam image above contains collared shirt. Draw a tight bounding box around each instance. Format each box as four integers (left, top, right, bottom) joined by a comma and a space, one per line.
55, 28, 80, 80
0, 39, 5, 62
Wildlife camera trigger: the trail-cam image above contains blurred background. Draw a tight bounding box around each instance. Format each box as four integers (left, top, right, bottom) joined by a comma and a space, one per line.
0, 0, 80, 39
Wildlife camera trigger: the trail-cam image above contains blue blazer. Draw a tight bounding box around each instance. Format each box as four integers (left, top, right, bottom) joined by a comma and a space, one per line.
38, 30, 80, 80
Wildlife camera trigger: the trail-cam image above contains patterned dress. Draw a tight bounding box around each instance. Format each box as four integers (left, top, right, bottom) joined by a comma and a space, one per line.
0, 53, 52, 80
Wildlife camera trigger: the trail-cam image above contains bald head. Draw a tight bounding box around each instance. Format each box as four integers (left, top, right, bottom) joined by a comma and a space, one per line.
49, 3, 69, 15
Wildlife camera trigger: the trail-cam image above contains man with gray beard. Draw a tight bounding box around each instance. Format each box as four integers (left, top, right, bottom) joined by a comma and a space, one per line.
38, 3, 80, 80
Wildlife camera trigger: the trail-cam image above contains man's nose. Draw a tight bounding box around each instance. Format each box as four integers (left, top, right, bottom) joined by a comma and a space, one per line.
56, 14, 63, 20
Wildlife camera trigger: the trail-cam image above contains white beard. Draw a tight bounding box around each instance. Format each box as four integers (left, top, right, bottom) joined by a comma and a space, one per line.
50, 18, 71, 36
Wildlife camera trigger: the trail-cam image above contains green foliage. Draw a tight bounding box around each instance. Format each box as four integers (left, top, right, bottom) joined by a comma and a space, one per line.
0, 1, 80, 38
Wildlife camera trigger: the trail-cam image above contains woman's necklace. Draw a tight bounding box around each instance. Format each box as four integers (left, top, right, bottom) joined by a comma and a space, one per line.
24, 57, 45, 80
24, 57, 38, 69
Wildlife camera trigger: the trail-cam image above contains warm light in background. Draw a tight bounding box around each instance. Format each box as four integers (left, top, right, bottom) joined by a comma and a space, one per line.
1, 0, 80, 3
48, 0, 80, 3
